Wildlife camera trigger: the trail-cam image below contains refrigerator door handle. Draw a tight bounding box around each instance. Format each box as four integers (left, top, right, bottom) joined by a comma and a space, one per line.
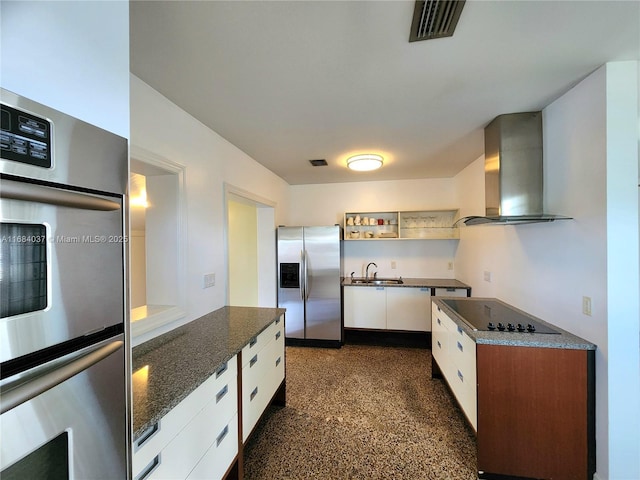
300, 250, 305, 301
0, 340, 124, 414
304, 249, 310, 300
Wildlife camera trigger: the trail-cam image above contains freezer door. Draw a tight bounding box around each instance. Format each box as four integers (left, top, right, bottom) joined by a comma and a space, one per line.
277, 227, 304, 339
304, 226, 341, 341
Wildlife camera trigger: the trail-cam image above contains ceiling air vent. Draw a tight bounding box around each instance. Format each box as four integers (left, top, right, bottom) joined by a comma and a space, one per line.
409, 0, 466, 42
309, 159, 328, 166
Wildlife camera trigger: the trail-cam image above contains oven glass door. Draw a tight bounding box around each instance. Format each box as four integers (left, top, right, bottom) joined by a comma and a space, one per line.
0, 176, 125, 363
0, 335, 127, 479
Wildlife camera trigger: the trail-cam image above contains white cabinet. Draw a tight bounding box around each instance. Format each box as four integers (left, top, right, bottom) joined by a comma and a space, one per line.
132, 315, 286, 480
386, 287, 432, 331
343, 286, 386, 329
186, 413, 238, 480
242, 315, 285, 442
431, 302, 477, 431
133, 356, 238, 480
431, 302, 454, 380
434, 287, 468, 297
344, 286, 432, 332
344, 210, 459, 240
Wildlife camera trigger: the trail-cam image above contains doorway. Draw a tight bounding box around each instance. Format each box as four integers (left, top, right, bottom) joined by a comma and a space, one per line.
225, 184, 276, 307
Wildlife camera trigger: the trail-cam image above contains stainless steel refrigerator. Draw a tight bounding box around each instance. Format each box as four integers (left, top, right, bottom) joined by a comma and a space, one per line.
277, 225, 342, 346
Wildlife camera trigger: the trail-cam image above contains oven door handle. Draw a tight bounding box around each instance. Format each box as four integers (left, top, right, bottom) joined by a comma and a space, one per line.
0, 340, 123, 415
0, 178, 121, 211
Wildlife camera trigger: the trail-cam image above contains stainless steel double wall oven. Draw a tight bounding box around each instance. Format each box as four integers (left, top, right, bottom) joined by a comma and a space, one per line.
0, 88, 129, 479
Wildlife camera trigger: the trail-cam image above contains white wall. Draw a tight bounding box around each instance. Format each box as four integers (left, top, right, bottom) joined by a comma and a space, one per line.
290, 178, 459, 279
130, 231, 147, 309
0, 1, 129, 137
454, 62, 639, 480
130, 76, 290, 343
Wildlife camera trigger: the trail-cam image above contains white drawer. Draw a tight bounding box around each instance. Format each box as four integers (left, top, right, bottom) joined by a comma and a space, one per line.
144, 380, 237, 480
241, 316, 283, 366
133, 355, 237, 477
448, 328, 477, 431
431, 328, 447, 367
241, 359, 268, 441
261, 325, 285, 396
434, 287, 469, 297
241, 322, 284, 442
186, 413, 238, 480
433, 308, 457, 334
450, 325, 474, 364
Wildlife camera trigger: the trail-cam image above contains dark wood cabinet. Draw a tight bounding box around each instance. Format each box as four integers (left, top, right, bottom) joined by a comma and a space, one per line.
476, 344, 595, 480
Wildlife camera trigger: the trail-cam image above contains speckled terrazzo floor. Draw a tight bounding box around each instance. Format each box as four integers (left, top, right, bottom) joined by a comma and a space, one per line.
243, 345, 477, 480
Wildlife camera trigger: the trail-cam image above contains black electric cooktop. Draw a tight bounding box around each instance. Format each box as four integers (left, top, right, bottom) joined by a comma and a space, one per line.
441, 299, 560, 334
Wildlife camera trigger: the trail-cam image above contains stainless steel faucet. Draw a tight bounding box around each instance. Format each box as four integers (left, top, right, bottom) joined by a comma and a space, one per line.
365, 262, 377, 281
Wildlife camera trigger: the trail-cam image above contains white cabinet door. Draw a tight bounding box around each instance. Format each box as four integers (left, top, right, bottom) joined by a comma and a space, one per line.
343, 286, 386, 329
434, 287, 469, 297
431, 302, 452, 379
432, 302, 477, 432
449, 327, 477, 430
133, 356, 237, 480
186, 414, 238, 480
242, 315, 285, 442
386, 287, 431, 331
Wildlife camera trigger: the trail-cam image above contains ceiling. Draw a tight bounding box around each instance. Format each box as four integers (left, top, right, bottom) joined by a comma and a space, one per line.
130, 0, 639, 185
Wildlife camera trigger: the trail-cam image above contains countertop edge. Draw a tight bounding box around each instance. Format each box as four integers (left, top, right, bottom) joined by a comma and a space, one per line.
432, 297, 596, 350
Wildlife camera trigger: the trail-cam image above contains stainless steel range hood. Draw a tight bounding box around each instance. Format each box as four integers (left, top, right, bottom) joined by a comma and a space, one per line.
458, 111, 571, 226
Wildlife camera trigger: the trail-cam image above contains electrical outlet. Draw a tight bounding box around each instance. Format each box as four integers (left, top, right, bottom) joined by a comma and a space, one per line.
391, 261, 397, 269
582, 296, 592, 316
483, 271, 492, 282
203, 273, 216, 288
448, 261, 454, 271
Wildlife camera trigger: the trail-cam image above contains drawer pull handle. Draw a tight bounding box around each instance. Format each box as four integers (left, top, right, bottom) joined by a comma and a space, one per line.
437, 306, 441, 311
249, 337, 258, 347
250, 386, 258, 401
420, 288, 429, 292
134, 422, 159, 450
215, 362, 228, 378
276, 331, 281, 340
457, 341, 463, 352
457, 326, 463, 334
446, 288, 455, 292
276, 316, 282, 324
458, 370, 464, 382
216, 425, 229, 447
437, 318, 441, 325
135, 454, 160, 480
250, 354, 258, 367
216, 384, 228, 403
437, 340, 441, 349
276, 356, 281, 367
376, 287, 384, 291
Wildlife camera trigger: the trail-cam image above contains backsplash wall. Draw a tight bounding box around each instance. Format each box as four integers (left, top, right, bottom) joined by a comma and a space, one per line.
289, 178, 459, 279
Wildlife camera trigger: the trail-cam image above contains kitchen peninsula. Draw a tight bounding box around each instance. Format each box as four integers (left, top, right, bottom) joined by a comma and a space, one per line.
132, 306, 286, 480
432, 297, 596, 480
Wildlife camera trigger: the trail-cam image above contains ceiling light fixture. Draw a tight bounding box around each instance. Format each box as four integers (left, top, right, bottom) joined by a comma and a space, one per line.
346, 154, 383, 172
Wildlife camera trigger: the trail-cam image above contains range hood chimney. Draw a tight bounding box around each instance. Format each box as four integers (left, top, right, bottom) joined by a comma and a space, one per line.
458, 112, 571, 226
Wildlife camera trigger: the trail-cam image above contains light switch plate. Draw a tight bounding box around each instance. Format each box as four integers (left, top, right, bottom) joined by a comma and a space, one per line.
203, 273, 215, 288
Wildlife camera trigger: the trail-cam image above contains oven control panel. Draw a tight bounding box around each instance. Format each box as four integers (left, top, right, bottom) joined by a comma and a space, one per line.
1, 103, 52, 168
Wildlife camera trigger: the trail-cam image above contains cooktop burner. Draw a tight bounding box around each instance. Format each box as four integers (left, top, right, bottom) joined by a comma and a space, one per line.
441, 299, 560, 334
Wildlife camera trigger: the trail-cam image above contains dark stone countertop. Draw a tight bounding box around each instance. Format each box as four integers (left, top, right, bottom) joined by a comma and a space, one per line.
342, 277, 471, 290
433, 297, 596, 350
132, 306, 285, 440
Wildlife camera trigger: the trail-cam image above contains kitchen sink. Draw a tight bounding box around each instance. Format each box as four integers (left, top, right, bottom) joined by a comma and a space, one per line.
350, 278, 403, 285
